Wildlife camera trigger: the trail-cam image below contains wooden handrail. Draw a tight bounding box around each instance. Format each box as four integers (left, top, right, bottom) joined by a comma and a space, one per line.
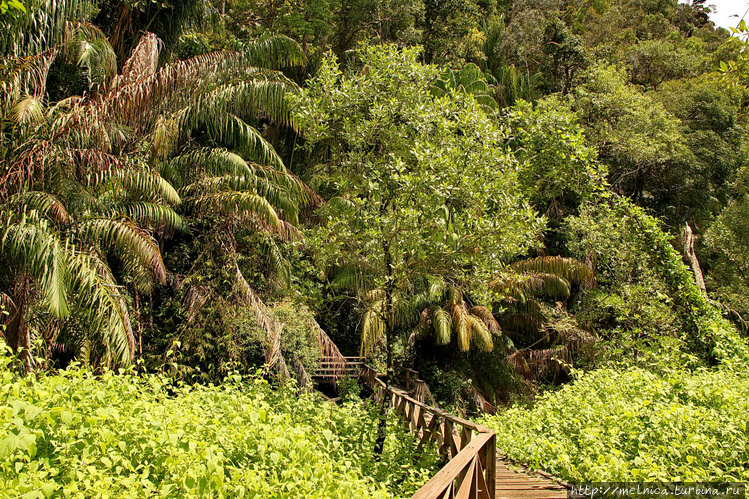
360, 364, 496, 499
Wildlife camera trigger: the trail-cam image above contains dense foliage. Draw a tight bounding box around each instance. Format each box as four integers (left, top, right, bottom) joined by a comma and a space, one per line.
3, 0, 749, 490
482, 367, 749, 481
0, 345, 437, 498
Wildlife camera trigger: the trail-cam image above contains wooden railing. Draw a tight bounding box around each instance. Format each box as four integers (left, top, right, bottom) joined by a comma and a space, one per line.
314, 356, 363, 380
361, 365, 496, 499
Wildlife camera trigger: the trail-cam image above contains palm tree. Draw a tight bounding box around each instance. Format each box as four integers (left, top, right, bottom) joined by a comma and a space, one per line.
410, 280, 500, 353
490, 256, 596, 380
1, 25, 308, 371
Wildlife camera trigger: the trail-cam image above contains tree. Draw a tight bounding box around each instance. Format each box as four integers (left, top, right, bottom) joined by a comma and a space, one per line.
292, 45, 544, 376
0, 25, 308, 371
572, 63, 689, 204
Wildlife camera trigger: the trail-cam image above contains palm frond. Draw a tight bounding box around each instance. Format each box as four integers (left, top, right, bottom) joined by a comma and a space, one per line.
114, 202, 188, 232
77, 218, 166, 289
1, 0, 94, 57
66, 250, 135, 364
467, 315, 493, 351
8, 191, 71, 224
470, 305, 501, 334
11, 94, 44, 124
361, 307, 385, 357
87, 165, 181, 205
511, 256, 596, 289
189, 191, 281, 232
117, 32, 160, 87
0, 210, 70, 319
433, 306, 452, 345
452, 302, 470, 351
243, 35, 306, 70
259, 237, 290, 287
202, 114, 285, 170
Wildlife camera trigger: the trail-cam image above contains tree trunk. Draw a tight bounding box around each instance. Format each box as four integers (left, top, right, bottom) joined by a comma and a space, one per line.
6, 278, 32, 373
682, 222, 707, 295
375, 238, 394, 457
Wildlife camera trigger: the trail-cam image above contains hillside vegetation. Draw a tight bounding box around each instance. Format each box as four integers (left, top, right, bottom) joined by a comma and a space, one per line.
2, 0, 749, 489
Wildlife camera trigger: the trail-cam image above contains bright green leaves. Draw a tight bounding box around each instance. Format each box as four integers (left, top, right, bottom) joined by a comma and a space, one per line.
483, 367, 749, 482
292, 45, 544, 358
0, 362, 437, 498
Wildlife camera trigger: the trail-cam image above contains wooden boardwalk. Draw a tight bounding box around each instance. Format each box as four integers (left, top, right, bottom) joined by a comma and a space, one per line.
320, 357, 570, 499
495, 457, 568, 499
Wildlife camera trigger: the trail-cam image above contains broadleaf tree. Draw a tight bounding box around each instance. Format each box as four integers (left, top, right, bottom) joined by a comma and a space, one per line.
291, 45, 545, 376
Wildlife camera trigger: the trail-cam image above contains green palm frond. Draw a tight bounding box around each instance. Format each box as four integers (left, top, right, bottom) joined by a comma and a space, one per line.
361, 306, 385, 357
183, 174, 299, 224
490, 272, 571, 300
511, 256, 596, 289
0, 210, 70, 319
1, 0, 95, 57
328, 263, 375, 292
431, 63, 498, 113
189, 191, 281, 233
258, 237, 290, 288
433, 306, 452, 345
114, 202, 188, 232
243, 35, 307, 70
452, 302, 470, 351
63, 22, 117, 88
86, 165, 181, 205
467, 314, 493, 352
162, 148, 253, 183
66, 250, 134, 364
182, 78, 300, 132
201, 114, 285, 170
8, 191, 71, 224
77, 218, 166, 289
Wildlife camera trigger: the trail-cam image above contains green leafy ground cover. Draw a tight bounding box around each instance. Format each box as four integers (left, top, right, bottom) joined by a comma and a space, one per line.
482, 367, 749, 481
0, 353, 437, 498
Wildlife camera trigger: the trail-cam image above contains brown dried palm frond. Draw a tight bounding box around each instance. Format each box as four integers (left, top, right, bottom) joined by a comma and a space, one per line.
232, 261, 288, 381
182, 284, 209, 324
115, 32, 160, 87
507, 346, 571, 380
466, 384, 496, 415
310, 319, 347, 378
